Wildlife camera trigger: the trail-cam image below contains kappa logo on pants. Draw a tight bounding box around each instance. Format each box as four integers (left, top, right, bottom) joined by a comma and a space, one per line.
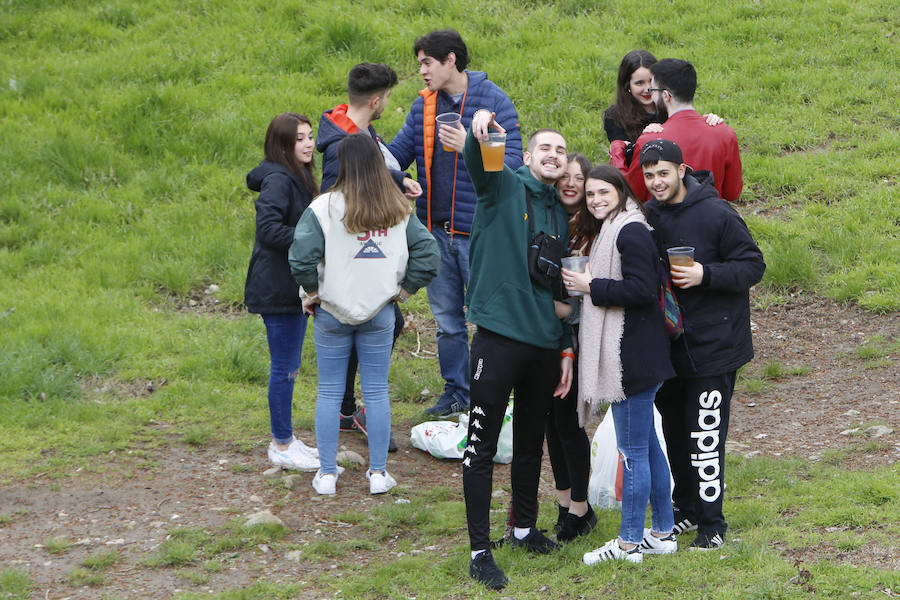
473, 358, 484, 380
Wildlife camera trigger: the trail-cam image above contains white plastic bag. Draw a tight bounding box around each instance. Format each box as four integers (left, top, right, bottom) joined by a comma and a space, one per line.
410, 400, 513, 464
587, 405, 672, 509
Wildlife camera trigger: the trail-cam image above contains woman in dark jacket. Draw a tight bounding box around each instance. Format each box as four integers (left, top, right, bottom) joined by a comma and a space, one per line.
244, 112, 320, 472
562, 166, 676, 565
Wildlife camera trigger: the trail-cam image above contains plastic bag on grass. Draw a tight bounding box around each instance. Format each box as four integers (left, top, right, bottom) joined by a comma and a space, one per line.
410, 400, 513, 464
587, 405, 673, 509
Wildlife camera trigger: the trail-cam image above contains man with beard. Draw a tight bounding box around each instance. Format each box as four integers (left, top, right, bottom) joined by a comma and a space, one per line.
317, 62, 420, 453
624, 58, 743, 202
640, 139, 764, 551
460, 111, 573, 590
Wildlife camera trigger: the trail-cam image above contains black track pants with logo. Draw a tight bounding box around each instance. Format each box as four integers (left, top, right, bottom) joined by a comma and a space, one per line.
655, 372, 735, 536
462, 327, 558, 551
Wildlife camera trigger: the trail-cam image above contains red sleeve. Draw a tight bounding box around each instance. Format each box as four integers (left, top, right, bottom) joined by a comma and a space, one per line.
721, 135, 743, 201
623, 137, 650, 202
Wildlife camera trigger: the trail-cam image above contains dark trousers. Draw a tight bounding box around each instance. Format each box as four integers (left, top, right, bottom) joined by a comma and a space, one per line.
341, 303, 405, 415
546, 363, 590, 502
463, 327, 559, 551
655, 371, 735, 536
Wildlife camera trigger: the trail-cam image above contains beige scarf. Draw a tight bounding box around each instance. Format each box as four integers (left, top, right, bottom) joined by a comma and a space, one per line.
577, 199, 649, 426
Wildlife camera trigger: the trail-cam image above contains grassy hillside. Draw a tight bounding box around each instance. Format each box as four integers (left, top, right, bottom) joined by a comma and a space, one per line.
1, 0, 898, 454
0, 1, 898, 597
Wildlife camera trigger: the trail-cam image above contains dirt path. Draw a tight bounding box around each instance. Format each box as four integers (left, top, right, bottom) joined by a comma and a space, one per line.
1, 293, 897, 599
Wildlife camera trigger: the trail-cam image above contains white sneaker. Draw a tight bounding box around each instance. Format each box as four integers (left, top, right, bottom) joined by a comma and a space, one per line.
268, 440, 320, 472
312, 468, 344, 495
291, 437, 319, 458
366, 469, 397, 495
639, 528, 678, 554
583, 538, 643, 565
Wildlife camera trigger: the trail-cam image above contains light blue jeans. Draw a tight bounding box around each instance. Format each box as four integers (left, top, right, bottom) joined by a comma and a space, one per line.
425, 227, 470, 407
313, 304, 394, 474
611, 383, 675, 544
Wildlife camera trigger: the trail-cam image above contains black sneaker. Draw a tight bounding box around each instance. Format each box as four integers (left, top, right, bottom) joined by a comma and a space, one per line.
553, 503, 568, 534
353, 407, 398, 453
556, 506, 597, 542
689, 531, 725, 551
510, 528, 561, 554
469, 550, 508, 590
672, 508, 698, 536
339, 413, 358, 432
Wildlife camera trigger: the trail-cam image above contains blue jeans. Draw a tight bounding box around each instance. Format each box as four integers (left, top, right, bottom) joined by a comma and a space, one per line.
262, 313, 309, 445
426, 227, 470, 406
611, 383, 675, 544
313, 304, 394, 474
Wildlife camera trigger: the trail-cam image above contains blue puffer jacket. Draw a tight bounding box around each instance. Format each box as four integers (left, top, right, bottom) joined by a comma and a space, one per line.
387, 71, 522, 235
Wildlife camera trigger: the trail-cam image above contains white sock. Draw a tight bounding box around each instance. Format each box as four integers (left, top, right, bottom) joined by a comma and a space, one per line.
513, 527, 531, 540
471, 549, 486, 560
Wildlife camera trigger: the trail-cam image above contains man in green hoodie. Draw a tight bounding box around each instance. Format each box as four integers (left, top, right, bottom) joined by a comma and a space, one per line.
461, 111, 574, 590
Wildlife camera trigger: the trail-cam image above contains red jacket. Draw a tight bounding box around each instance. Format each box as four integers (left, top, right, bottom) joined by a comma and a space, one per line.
624, 109, 743, 202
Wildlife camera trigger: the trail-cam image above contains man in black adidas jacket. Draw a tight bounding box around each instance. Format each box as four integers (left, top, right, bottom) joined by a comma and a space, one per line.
640, 139, 765, 551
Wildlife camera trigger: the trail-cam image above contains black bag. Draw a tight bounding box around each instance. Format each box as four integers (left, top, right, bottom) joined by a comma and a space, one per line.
525, 190, 563, 289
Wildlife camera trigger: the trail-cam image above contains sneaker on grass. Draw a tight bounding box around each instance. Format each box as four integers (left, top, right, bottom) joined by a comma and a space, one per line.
469, 550, 507, 590
583, 539, 643, 565
639, 528, 678, 554
366, 469, 397, 495
339, 413, 358, 432
689, 531, 725, 551
267, 440, 319, 472
557, 506, 597, 542
509, 528, 560, 554
672, 507, 697, 535
423, 394, 468, 418
311, 466, 345, 495
352, 408, 399, 453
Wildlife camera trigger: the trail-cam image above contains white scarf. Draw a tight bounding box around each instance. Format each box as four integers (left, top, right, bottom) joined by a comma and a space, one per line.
577, 199, 649, 426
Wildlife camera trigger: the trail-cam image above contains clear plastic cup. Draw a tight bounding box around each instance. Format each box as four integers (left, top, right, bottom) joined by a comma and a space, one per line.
479, 132, 506, 171
436, 113, 462, 152
667, 246, 695, 266
561, 256, 589, 297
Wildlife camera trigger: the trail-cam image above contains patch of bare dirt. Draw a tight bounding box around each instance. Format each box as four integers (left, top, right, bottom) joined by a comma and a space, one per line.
1, 293, 897, 598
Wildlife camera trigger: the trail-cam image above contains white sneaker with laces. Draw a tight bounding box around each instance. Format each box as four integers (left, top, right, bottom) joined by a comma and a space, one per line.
268, 440, 320, 472
312, 467, 344, 495
639, 528, 678, 554
291, 437, 319, 458
366, 469, 397, 495
583, 538, 643, 565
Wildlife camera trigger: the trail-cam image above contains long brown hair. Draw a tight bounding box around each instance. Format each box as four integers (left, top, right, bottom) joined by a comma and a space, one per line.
334, 134, 411, 233
603, 50, 659, 142
575, 165, 646, 240
264, 112, 319, 195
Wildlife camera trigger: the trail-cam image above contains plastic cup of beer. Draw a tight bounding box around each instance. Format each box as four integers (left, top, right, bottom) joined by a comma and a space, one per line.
667, 246, 695, 266
561, 256, 589, 297
480, 132, 506, 171
436, 113, 462, 152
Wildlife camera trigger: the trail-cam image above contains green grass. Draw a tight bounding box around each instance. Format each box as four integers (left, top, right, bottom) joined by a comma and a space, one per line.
1, 0, 899, 597
80, 549, 122, 571
0, 569, 32, 600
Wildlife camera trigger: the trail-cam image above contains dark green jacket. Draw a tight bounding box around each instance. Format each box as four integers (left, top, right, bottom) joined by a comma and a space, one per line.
462, 128, 572, 350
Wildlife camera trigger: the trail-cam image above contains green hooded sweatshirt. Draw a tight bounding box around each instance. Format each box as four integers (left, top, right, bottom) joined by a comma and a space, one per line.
462, 128, 572, 350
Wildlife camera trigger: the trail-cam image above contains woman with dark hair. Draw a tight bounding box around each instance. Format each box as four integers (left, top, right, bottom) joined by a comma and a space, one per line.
604, 51, 722, 164
244, 112, 321, 473
548, 153, 596, 541
561, 165, 676, 565
289, 134, 439, 496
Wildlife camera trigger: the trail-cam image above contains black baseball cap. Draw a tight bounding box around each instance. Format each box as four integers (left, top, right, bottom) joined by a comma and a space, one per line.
639, 139, 692, 174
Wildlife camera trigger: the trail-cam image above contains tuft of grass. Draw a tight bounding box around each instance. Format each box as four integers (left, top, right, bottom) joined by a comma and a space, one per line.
80, 549, 121, 570
143, 539, 199, 567
177, 569, 210, 585
67, 567, 106, 587
0, 569, 32, 600
43, 536, 73, 555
